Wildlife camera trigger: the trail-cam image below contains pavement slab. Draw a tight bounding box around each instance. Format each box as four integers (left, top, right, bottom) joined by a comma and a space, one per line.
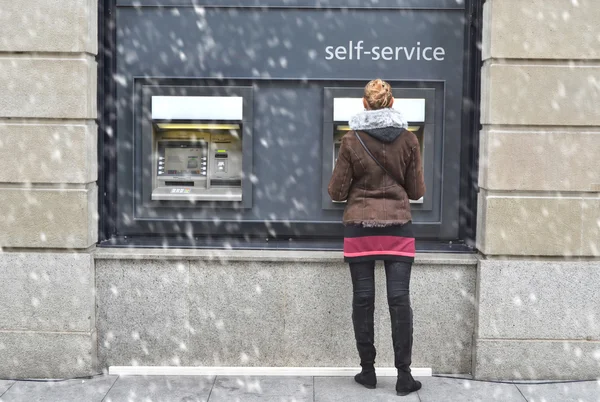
0, 376, 117, 402
314, 377, 420, 402
103, 375, 215, 402
208, 376, 313, 402
0, 382, 14, 398
416, 377, 526, 402
516, 381, 600, 402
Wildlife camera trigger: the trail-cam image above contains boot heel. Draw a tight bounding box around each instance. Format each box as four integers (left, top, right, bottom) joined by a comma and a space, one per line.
395, 378, 421, 396
354, 370, 377, 389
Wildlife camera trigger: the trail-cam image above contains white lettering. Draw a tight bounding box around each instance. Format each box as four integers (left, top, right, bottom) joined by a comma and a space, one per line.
355, 40, 364, 60
434, 47, 445, 61
335, 46, 347, 60
324, 42, 446, 62
395, 47, 403, 59
325, 46, 334, 60
371, 46, 381, 60
381, 46, 393, 61
422, 47, 433, 61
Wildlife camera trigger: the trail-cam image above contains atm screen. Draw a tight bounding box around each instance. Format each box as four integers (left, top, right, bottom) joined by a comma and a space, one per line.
164, 146, 206, 176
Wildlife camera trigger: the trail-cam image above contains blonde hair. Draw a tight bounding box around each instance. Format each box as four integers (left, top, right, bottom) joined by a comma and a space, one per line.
364, 79, 393, 110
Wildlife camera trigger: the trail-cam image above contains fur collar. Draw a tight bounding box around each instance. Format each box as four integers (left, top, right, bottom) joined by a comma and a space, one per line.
349, 108, 408, 131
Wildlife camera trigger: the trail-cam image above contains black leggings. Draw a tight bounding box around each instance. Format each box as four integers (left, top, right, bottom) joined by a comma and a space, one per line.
349, 260, 412, 301
349, 260, 413, 371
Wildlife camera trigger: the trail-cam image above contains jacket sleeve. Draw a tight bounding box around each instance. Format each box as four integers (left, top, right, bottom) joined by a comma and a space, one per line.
404, 145, 426, 200
328, 137, 353, 202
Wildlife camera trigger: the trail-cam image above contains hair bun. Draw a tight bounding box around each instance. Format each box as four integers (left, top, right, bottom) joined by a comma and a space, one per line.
364, 79, 393, 110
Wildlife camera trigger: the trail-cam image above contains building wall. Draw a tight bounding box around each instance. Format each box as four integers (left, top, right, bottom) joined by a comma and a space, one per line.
0, 0, 98, 378
1, 0, 599, 380
475, 0, 600, 380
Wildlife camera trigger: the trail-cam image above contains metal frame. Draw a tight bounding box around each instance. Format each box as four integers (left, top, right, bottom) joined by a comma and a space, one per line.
458, 0, 484, 247
97, 0, 483, 250
133, 83, 254, 219
115, 0, 467, 9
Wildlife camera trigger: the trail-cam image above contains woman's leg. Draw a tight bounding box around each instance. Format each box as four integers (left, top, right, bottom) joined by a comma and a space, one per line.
384, 260, 413, 371
384, 260, 421, 395
349, 261, 377, 387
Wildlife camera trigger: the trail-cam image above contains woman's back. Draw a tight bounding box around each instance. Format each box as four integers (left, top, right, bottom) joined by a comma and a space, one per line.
328, 107, 425, 227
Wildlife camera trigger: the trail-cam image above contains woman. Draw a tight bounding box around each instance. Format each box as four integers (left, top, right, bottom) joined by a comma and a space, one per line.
328, 79, 425, 396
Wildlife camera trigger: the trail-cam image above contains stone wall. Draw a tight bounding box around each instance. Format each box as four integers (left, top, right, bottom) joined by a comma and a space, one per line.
475, 0, 600, 379
0, 0, 98, 379
94, 251, 478, 374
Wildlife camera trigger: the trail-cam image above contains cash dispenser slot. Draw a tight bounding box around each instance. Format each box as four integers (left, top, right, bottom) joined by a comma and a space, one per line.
150, 96, 244, 202
331, 97, 426, 204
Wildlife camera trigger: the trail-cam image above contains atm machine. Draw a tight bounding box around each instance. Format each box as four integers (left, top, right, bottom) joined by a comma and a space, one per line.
327, 95, 428, 204
150, 96, 244, 202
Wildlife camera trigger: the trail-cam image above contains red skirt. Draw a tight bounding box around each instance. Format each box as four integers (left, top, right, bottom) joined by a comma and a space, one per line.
343, 222, 415, 263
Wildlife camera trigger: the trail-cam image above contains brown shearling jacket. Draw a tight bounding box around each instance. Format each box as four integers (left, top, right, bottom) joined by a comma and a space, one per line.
328, 125, 425, 227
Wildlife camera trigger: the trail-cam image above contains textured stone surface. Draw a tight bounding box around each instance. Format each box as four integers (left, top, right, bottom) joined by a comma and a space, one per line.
474, 339, 600, 380
481, 63, 600, 126
417, 376, 525, 402
0, 330, 97, 379
103, 376, 214, 402
0, 252, 94, 332
582, 197, 600, 257
479, 128, 600, 192
516, 381, 600, 402
0, 122, 97, 184
209, 376, 313, 402
188, 261, 287, 367
0, 381, 14, 397
96, 259, 189, 367
0, 376, 115, 402
0, 56, 96, 119
283, 262, 355, 367
0, 185, 97, 248
314, 377, 420, 402
96, 257, 477, 371
483, 0, 600, 60
375, 263, 477, 373
478, 259, 600, 340
476, 191, 583, 256
2, 376, 118, 402
0, 0, 97, 53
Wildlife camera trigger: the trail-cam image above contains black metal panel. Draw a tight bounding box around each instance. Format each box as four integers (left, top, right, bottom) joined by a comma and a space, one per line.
98, 0, 483, 248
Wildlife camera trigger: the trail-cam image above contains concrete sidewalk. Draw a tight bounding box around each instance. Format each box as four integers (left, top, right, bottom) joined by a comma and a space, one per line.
1, 375, 599, 402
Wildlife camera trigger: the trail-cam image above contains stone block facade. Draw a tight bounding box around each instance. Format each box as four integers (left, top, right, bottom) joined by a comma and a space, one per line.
0, 0, 98, 379
475, 0, 600, 379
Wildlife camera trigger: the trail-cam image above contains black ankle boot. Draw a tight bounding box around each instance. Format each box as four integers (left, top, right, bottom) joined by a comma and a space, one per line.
354, 365, 377, 389
396, 371, 421, 396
